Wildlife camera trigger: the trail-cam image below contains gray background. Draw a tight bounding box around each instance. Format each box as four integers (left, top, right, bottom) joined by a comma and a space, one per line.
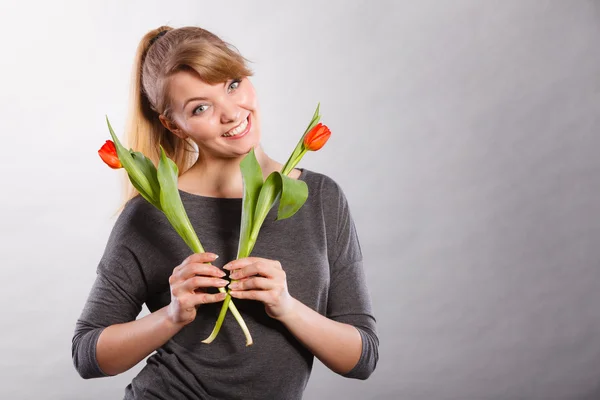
0, 0, 599, 399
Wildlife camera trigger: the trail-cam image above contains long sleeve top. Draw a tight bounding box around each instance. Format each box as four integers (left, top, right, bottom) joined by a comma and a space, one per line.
72, 168, 378, 400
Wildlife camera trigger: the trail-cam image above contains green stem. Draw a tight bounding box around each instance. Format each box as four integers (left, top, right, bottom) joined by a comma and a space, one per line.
207, 147, 310, 344
201, 287, 253, 346
184, 231, 253, 346
281, 147, 301, 176
282, 148, 308, 176
202, 105, 319, 345
202, 237, 257, 346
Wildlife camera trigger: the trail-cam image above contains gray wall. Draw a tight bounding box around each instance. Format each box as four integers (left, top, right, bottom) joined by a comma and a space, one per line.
1, 1, 599, 399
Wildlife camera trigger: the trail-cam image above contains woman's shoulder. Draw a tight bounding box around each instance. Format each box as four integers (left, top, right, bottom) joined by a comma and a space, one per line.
302, 167, 348, 203
121, 194, 161, 218
112, 195, 167, 237
301, 168, 355, 229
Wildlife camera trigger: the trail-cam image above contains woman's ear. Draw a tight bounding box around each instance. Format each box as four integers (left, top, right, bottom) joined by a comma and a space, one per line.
159, 114, 187, 139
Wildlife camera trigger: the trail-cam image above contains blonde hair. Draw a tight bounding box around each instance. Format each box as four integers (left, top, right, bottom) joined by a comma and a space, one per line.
119, 25, 254, 211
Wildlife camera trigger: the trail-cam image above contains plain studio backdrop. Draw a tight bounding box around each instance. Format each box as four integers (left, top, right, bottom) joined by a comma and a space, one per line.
1, 1, 599, 399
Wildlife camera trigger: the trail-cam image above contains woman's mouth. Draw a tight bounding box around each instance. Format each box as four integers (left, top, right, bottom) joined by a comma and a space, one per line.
222, 114, 251, 139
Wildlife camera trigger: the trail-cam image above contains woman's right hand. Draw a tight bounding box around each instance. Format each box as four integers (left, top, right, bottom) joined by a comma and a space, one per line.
167, 252, 229, 326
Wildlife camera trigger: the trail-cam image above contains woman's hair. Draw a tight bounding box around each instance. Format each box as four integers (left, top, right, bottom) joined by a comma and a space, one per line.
119, 25, 254, 210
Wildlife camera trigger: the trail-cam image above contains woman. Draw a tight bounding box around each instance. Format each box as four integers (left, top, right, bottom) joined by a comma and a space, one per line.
72, 25, 378, 400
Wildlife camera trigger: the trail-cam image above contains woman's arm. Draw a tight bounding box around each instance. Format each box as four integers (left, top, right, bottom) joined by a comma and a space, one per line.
100, 287, 360, 378
95, 306, 184, 376
73, 251, 228, 378
223, 257, 378, 379
277, 298, 363, 375
226, 177, 378, 379
95, 252, 227, 376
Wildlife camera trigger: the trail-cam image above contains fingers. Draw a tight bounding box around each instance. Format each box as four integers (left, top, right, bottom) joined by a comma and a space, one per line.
228, 274, 287, 306
172, 291, 228, 311
226, 260, 284, 280
169, 253, 230, 299
173, 252, 220, 274
180, 262, 226, 281
178, 252, 219, 268
224, 257, 282, 272
192, 291, 228, 305
229, 288, 278, 303
169, 253, 225, 286
181, 276, 229, 293
228, 277, 274, 291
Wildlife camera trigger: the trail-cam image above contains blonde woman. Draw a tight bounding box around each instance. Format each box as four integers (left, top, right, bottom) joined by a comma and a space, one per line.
72, 26, 378, 399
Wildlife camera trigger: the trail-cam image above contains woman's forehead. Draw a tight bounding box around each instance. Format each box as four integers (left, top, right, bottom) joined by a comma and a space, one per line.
167, 70, 230, 105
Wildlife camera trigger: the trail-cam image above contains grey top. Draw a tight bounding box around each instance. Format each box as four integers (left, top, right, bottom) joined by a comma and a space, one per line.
72, 168, 378, 400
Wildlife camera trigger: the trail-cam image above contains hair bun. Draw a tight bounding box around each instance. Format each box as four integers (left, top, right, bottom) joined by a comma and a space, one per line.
149, 30, 168, 46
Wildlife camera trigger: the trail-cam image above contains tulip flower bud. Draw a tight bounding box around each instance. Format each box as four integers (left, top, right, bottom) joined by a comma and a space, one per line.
98, 140, 122, 169
303, 123, 331, 151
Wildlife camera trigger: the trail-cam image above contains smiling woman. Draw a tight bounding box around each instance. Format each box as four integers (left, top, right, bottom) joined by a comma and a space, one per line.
159, 70, 257, 159
123, 26, 260, 202
72, 25, 378, 400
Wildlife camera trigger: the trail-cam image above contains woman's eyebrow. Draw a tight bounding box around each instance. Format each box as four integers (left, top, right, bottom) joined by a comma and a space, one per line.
182, 82, 229, 110
183, 96, 208, 110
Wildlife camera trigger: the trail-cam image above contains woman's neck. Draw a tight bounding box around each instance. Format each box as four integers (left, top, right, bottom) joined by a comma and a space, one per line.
177, 144, 284, 198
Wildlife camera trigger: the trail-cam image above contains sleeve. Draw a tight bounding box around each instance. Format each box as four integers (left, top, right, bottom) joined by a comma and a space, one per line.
325, 180, 379, 380
71, 200, 149, 379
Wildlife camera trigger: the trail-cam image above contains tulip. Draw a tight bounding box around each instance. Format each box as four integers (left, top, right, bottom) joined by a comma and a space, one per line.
303, 123, 331, 151
281, 103, 331, 176
98, 140, 122, 169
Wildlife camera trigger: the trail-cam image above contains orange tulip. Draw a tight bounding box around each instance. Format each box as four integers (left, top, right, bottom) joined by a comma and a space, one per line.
98, 140, 122, 169
303, 123, 331, 151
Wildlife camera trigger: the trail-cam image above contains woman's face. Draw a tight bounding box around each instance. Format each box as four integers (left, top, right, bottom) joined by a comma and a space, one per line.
161, 69, 260, 160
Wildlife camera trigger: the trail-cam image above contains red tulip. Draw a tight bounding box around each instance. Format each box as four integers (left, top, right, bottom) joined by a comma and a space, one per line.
303, 123, 331, 151
98, 140, 122, 169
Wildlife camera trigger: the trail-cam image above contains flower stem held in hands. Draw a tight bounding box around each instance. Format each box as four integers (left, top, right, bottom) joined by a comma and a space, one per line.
202, 103, 331, 344
99, 117, 253, 346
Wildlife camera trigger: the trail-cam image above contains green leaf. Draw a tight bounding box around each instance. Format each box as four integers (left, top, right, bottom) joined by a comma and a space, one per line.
303, 102, 321, 137
131, 150, 159, 186
249, 171, 308, 242
106, 116, 161, 209
276, 173, 308, 221
157, 146, 204, 253
155, 146, 252, 345
237, 148, 264, 258
249, 172, 281, 243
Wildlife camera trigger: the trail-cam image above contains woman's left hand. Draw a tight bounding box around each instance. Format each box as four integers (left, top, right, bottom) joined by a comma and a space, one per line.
224, 257, 295, 320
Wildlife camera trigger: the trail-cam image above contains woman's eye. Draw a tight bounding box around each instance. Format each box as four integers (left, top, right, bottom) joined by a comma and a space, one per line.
192, 80, 240, 115
193, 105, 208, 115
228, 79, 241, 92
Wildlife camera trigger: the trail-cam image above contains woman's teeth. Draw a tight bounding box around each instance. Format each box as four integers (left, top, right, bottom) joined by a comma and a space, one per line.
222, 117, 248, 137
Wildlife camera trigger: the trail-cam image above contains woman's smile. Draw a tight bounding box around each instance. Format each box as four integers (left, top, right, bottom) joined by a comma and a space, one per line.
222, 113, 251, 139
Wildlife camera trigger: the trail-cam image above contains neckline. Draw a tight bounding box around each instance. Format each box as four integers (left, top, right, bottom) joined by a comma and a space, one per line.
178, 168, 308, 202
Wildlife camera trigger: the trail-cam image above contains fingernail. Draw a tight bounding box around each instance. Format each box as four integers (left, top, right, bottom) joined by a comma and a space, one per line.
230, 273, 239, 279
218, 280, 229, 286
223, 263, 231, 270
211, 254, 219, 259
229, 282, 239, 289
219, 271, 226, 277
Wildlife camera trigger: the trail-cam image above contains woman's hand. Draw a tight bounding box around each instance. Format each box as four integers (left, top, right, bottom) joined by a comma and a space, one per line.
224, 257, 295, 320
167, 253, 229, 326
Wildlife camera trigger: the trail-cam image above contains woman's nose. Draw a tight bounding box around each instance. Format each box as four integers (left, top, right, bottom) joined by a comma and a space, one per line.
220, 104, 240, 124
